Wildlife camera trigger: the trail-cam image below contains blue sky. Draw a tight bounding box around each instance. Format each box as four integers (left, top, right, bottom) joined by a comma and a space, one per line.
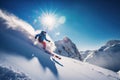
0, 0, 120, 50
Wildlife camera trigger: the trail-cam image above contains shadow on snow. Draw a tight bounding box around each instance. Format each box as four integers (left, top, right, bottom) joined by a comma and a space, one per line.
0, 20, 59, 79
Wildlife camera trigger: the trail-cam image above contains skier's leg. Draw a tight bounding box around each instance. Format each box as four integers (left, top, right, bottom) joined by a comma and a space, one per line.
41, 41, 46, 49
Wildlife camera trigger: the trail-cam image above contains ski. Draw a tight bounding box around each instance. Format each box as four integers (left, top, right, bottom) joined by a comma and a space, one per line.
50, 57, 63, 67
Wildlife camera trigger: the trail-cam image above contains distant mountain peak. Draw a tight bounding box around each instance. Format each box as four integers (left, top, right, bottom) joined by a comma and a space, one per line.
54, 36, 82, 61
62, 36, 72, 43
84, 39, 120, 72
106, 40, 120, 46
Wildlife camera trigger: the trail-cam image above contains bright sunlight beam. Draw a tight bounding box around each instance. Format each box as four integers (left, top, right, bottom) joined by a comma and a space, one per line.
40, 12, 57, 30
38, 10, 66, 30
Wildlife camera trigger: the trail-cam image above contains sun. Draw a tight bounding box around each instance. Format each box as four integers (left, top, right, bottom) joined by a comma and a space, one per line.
38, 10, 66, 30
40, 12, 57, 30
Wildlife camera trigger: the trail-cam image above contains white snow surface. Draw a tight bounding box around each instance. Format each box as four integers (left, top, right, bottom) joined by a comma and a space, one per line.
0, 9, 120, 80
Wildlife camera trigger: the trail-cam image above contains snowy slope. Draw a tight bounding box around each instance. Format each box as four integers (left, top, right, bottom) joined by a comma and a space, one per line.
0, 66, 31, 80
0, 9, 120, 80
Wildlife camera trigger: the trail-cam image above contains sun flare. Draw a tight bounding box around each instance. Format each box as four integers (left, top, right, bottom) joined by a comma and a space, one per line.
40, 12, 57, 30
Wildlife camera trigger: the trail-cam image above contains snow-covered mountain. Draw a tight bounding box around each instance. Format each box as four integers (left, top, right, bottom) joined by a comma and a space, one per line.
0, 9, 120, 80
84, 40, 120, 72
54, 37, 82, 61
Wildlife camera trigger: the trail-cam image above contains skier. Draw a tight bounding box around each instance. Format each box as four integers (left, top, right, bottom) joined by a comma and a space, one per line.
35, 31, 50, 49
35, 31, 61, 60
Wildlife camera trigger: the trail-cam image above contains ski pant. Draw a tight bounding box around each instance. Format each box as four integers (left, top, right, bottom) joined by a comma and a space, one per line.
39, 41, 46, 49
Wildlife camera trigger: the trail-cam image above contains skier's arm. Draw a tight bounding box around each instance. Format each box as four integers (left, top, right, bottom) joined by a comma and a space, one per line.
45, 36, 50, 42
35, 34, 39, 39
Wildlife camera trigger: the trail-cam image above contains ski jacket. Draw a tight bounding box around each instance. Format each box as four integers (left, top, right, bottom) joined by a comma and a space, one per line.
35, 31, 49, 42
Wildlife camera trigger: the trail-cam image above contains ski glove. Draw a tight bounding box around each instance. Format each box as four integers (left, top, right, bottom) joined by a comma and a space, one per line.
48, 40, 51, 42
35, 36, 37, 39
35, 34, 38, 39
